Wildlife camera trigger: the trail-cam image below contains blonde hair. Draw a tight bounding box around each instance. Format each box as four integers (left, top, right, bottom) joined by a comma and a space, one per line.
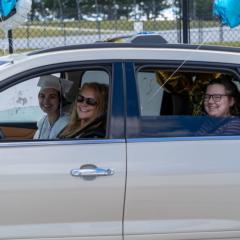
59, 82, 108, 138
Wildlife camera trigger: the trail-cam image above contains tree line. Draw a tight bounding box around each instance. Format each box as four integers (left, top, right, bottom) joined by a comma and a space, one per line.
31, 0, 213, 21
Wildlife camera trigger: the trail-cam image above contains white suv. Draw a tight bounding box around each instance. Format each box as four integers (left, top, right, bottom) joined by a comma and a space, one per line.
0, 39, 240, 240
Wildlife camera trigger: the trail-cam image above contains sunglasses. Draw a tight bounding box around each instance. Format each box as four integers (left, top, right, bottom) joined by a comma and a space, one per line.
77, 94, 98, 106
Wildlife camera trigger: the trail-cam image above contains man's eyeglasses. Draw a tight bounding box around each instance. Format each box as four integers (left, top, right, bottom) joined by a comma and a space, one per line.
77, 95, 98, 106
203, 94, 229, 102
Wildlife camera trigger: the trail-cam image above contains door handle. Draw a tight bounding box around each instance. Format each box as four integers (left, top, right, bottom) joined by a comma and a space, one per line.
71, 166, 114, 177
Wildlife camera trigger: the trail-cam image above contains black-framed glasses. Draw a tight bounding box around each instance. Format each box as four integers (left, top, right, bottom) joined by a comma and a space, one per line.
77, 94, 98, 106
203, 94, 229, 102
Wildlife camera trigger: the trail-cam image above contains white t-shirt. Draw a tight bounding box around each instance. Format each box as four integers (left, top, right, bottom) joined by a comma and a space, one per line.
34, 114, 69, 139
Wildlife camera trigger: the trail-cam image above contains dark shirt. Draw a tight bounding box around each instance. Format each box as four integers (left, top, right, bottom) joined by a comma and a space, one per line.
72, 114, 106, 139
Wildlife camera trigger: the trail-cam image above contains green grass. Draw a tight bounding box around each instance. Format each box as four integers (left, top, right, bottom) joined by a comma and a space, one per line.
190, 20, 220, 28
29, 20, 177, 30
206, 42, 240, 47
0, 19, 226, 39
0, 48, 37, 56
0, 28, 113, 38
0, 20, 179, 38
0, 20, 239, 54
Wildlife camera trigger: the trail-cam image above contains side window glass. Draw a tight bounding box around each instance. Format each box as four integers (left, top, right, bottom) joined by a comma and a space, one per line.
136, 67, 240, 137
0, 78, 43, 123
0, 68, 110, 141
137, 69, 193, 117
137, 71, 163, 116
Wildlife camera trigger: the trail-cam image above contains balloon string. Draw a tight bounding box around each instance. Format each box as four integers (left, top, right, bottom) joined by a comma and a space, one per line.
147, 40, 207, 102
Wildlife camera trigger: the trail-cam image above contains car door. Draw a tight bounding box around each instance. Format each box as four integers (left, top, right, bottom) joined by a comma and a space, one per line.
0, 62, 126, 240
124, 61, 240, 240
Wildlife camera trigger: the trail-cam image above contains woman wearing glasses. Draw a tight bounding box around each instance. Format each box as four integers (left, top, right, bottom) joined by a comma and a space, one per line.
59, 82, 108, 139
203, 78, 239, 117
198, 76, 240, 135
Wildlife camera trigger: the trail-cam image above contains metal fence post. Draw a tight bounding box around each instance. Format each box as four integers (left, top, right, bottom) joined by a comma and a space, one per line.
63, 22, 66, 46
176, 0, 182, 44
8, 30, 13, 54
27, 21, 30, 49
198, 17, 203, 43
95, 0, 101, 40
182, 0, 189, 44
219, 24, 223, 42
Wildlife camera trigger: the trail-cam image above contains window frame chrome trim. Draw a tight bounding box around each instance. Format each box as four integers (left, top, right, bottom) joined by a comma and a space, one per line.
0, 139, 125, 148
127, 135, 240, 143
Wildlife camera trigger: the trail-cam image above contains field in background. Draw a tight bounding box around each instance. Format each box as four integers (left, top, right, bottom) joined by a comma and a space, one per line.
0, 19, 240, 55
0, 20, 226, 38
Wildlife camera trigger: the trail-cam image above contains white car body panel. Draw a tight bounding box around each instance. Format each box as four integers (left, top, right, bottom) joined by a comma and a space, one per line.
0, 43, 240, 240
0, 48, 240, 81
125, 138, 240, 239
0, 140, 125, 239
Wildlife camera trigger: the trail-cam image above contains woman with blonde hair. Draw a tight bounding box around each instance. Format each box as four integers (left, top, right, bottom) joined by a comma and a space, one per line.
59, 82, 108, 139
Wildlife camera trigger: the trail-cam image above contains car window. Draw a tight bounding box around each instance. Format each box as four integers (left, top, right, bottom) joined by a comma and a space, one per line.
0, 78, 43, 123
0, 68, 110, 141
136, 66, 240, 137
137, 71, 164, 116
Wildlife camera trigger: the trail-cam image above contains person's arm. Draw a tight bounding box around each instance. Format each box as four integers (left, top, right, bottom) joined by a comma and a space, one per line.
216, 117, 240, 135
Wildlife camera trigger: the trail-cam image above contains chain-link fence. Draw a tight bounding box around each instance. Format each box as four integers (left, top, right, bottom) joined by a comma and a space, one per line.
188, 1, 240, 46
0, 0, 240, 53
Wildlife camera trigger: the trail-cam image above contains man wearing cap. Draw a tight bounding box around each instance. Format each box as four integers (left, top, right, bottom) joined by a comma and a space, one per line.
34, 75, 72, 139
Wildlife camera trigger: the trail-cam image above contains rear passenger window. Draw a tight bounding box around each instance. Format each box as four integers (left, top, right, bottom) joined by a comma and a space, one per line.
137, 71, 164, 116
136, 66, 240, 137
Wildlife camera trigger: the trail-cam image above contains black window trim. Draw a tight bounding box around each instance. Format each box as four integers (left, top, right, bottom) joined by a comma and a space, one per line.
0, 61, 125, 142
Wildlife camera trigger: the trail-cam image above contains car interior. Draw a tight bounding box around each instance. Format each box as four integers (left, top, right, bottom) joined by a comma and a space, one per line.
137, 68, 240, 117
0, 66, 239, 140
0, 68, 110, 141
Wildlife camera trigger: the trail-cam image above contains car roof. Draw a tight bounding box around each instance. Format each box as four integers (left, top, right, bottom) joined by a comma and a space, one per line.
2, 43, 240, 68
1, 40, 240, 83
28, 42, 240, 56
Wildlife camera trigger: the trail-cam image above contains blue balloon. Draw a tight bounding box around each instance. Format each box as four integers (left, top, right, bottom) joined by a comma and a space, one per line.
0, 0, 16, 17
214, 0, 240, 28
